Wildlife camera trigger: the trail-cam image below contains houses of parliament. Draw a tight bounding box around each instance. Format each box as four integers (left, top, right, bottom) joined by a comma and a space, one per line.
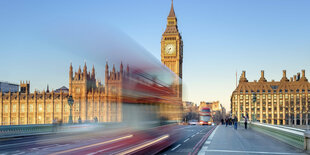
0, 1, 183, 125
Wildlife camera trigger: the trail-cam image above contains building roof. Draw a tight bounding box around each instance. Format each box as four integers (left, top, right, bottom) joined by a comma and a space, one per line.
168, 0, 176, 18
55, 86, 69, 93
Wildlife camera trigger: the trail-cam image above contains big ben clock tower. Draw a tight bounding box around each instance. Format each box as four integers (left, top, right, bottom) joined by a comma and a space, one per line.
161, 0, 183, 79
161, 0, 183, 98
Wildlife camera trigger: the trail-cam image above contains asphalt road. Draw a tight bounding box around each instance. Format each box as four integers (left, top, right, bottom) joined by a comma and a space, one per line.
0, 125, 214, 155
158, 125, 214, 155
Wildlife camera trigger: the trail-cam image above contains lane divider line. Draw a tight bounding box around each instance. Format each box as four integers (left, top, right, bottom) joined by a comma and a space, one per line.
49, 134, 133, 155
183, 138, 190, 143
171, 144, 181, 151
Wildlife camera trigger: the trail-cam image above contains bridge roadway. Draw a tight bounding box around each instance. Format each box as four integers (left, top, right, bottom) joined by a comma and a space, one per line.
0, 125, 213, 155
198, 125, 307, 155
0, 124, 306, 155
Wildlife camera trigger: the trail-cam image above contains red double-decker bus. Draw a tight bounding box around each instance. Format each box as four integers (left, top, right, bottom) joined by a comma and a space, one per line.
199, 108, 212, 125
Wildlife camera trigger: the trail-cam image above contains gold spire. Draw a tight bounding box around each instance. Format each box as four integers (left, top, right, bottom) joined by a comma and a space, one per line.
168, 0, 175, 18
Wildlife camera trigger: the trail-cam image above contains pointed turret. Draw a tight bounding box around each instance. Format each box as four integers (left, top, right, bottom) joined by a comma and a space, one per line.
168, 0, 176, 18
120, 62, 123, 73
78, 65, 81, 73
69, 63, 73, 82
105, 61, 109, 80
91, 65, 95, 80
126, 64, 130, 76
112, 64, 116, 80
164, 0, 178, 34
47, 84, 50, 93
83, 62, 87, 79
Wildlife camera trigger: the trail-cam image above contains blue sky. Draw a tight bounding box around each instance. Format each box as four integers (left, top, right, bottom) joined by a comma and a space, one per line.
0, 0, 310, 110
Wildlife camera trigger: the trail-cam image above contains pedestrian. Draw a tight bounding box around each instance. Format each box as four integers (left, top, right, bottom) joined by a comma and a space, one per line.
244, 116, 248, 130
234, 116, 238, 130
225, 118, 228, 127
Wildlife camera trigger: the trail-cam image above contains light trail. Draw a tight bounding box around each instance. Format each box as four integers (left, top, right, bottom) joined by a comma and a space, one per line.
49, 134, 133, 155
117, 134, 169, 155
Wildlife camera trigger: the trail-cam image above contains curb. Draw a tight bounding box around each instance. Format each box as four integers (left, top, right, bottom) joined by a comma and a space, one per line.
188, 125, 217, 155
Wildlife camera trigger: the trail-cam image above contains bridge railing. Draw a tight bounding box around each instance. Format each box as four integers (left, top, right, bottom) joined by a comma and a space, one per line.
240, 121, 306, 150
0, 122, 123, 138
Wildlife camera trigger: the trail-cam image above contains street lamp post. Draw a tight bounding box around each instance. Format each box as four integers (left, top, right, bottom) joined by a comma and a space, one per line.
68, 95, 74, 124
252, 93, 257, 122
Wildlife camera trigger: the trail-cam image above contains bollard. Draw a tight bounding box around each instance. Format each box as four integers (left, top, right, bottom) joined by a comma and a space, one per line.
304, 130, 310, 152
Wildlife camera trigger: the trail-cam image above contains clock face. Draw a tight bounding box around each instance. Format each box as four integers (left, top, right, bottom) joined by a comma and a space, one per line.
165, 44, 175, 54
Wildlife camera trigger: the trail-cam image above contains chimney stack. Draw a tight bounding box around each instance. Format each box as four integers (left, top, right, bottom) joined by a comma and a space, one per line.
300, 70, 308, 82
239, 71, 248, 82
242, 71, 246, 78
294, 75, 297, 81
281, 70, 289, 82
259, 70, 267, 82
283, 70, 286, 77
302, 70, 305, 77
297, 73, 300, 81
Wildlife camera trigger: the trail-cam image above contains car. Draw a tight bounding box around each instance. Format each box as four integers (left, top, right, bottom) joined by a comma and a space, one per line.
188, 120, 199, 125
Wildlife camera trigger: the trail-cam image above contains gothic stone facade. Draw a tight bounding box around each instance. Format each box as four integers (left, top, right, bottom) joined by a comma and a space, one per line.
0, 63, 127, 125
231, 70, 310, 126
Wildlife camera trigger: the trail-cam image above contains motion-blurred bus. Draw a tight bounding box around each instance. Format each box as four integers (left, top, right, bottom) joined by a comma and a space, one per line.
199, 107, 212, 125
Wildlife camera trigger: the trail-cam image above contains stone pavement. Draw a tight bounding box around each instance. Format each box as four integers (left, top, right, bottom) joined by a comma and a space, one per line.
198, 125, 307, 155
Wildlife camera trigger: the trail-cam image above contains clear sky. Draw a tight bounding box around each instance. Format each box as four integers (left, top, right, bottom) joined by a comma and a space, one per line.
0, 0, 310, 110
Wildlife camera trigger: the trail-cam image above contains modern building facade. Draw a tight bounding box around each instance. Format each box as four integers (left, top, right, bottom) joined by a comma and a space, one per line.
231, 70, 310, 126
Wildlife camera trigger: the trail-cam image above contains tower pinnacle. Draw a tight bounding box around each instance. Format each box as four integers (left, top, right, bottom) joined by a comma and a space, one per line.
168, 0, 176, 18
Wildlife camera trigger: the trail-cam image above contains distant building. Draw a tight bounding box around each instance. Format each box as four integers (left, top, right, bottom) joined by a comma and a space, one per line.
199, 101, 221, 115
231, 70, 310, 126
182, 101, 198, 113
0, 81, 19, 93
55, 86, 69, 93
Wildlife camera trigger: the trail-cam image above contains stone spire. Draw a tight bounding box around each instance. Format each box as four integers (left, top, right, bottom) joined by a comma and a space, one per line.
91, 65, 95, 80
105, 61, 109, 80
78, 65, 81, 73
69, 63, 73, 82
83, 62, 87, 80
168, 0, 176, 18
46, 84, 50, 93
120, 62, 123, 73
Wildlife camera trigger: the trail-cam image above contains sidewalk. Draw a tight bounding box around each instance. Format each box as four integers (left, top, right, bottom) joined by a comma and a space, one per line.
198, 125, 307, 155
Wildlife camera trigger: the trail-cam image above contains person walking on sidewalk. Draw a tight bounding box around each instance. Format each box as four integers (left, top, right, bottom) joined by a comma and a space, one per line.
234, 116, 238, 130
244, 116, 248, 130
225, 118, 228, 127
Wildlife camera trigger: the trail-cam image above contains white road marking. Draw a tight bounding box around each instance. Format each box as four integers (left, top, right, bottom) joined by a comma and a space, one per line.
198, 146, 208, 155
197, 126, 219, 155
206, 149, 300, 154
171, 144, 181, 151
191, 135, 195, 138
183, 138, 190, 143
